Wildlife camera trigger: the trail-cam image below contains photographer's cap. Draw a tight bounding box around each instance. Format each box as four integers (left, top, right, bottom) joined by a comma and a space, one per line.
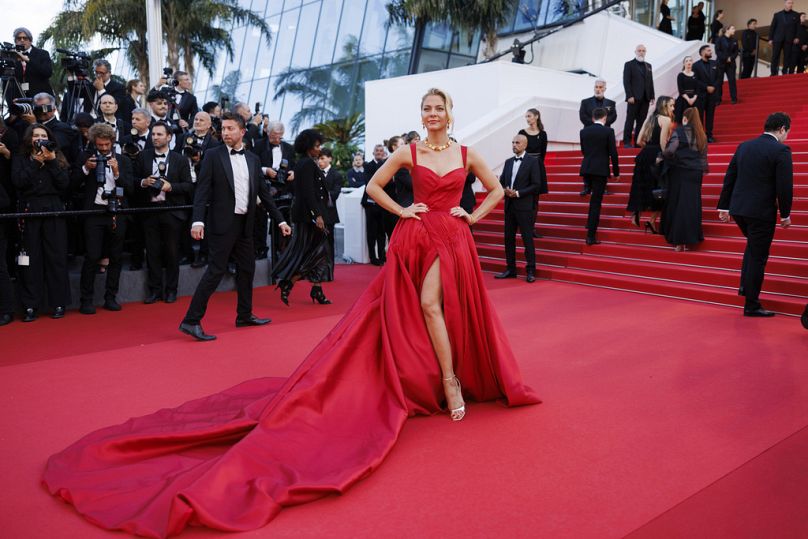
13, 27, 33, 41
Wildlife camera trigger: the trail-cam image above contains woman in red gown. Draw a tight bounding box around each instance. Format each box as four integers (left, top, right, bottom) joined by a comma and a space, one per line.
42, 88, 540, 538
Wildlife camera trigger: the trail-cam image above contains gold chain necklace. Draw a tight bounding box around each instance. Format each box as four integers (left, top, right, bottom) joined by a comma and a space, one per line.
423, 139, 452, 152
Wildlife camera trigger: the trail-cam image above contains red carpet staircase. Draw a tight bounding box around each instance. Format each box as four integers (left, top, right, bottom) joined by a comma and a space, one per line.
474, 74, 808, 315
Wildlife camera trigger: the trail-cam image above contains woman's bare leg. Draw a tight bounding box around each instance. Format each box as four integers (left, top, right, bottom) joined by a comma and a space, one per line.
420, 257, 464, 413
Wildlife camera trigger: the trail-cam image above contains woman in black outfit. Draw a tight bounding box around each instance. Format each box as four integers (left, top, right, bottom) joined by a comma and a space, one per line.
685, 7, 700, 40
716, 25, 739, 104
273, 129, 334, 305
627, 96, 674, 234
0, 118, 19, 325
675, 56, 699, 123
0, 181, 13, 326
11, 124, 71, 321
388, 135, 414, 211
710, 10, 724, 44
661, 108, 708, 251
518, 108, 547, 162
658, 0, 673, 35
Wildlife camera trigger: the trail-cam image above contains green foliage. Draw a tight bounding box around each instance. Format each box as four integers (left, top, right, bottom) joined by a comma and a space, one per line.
315, 113, 365, 174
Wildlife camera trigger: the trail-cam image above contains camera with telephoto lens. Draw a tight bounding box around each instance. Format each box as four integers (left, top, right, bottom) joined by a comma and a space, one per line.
276, 158, 289, 184
57, 48, 92, 78
101, 186, 124, 213
34, 139, 57, 152
158, 67, 179, 99
0, 42, 25, 75
94, 152, 109, 186
181, 133, 203, 159
122, 127, 141, 159
10, 97, 33, 116
150, 161, 166, 196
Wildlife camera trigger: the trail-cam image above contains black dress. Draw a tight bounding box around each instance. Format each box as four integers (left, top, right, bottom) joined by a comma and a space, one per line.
658, 3, 673, 35
272, 157, 334, 284
661, 126, 707, 246
627, 117, 664, 213
674, 72, 698, 123
686, 15, 700, 41
518, 129, 547, 161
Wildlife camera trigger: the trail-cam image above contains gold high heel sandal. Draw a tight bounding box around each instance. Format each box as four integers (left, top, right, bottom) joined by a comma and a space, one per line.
442, 375, 466, 421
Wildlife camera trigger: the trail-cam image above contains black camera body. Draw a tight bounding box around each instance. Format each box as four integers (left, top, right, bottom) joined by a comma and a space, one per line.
122, 128, 141, 159
10, 97, 33, 116
57, 48, 92, 79
181, 132, 203, 159
101, 186, 124, 213
0, 42, 24, 76
276, 158, 289, 184
34, 139, 57, 152
94, 152, 109, 186
150, 161, 167, 196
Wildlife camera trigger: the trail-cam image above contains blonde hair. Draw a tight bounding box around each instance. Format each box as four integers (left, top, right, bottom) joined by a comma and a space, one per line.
421, 87, 454, 129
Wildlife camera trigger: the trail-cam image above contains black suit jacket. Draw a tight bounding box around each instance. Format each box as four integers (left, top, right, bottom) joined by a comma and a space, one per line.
460, 172, 477, 215
118, 95, 139, 125
6, 47, 53, 105
192, 144, 284, 235
95, 80, 127, 108
716, 35, 739, 64
500, 155, 540, 212
175, 92, 199, 123
291, 157, 332, 224
579, 96, 617, 127
693, 59, 720, 102
770, 9, 801, 43
322, 168, 343, 225
254, 139, 295, 170
71, 150, 134, 209
741, 29, 758, 56
623, 59, 655, 103
134, 149, 193, 219
718, 134, 793, 222
393, 168, 414, 208
579, 123, 620, 179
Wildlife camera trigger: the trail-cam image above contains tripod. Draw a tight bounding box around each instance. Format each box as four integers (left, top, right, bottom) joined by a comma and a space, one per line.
62, 74, 96, 124
0, 64, 26, 117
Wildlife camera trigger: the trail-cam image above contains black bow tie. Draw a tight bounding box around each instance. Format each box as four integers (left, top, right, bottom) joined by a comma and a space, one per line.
513, 157, 523, 162
137, 136, 147, 142
230, 148, 245, 155
106, 122, 117, 127
154, 153, 166, 158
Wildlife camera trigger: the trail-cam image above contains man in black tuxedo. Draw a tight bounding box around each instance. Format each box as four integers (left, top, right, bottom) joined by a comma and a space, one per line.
96, 94, 125, 150
91, 59, 126, 111
72, 123, 134, 314
693, 45, 720, 143
769, 0, 801, 75
180, 112, 291, 341
172, 71, 199, 125
134, 122, 193, 304
580, 108, 620, 246
361, 144, 388, 265
233, 102, 263, 151
797, 12, 808, 73
622, 44, 654, 148
253, 121, 295, 259
718, 112, 793, 317
318, 148, 343, 263
579, 79, 617, 128
495, 134, 541, 283
740, 19, 759, 79
6, 27, 53, 106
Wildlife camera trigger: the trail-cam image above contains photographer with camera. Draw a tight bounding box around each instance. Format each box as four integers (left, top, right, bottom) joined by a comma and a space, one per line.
11, 123, 71, 321
233, 102, 263, 150
25, 92, 80, 164
171, 71, 198, 126
253, 121, 295, 259
119, 107, 153, 270
133, 121, 192, 304
3, 28, 54, 108
120, 108, 153, 157
72, 123, 133, 314
91, 59, 125, 111
147, 89, 181, 150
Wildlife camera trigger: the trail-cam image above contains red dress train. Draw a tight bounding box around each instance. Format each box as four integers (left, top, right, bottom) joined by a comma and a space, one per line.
42, 144, 540, 538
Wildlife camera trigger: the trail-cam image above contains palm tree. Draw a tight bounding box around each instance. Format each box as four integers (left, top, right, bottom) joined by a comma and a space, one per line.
386, 0, 515, 58
39, 0, 271, 83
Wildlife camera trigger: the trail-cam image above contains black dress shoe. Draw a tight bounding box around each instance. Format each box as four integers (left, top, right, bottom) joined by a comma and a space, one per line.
104, 298, 122, 311
235, 314, 271, 327
586, 236, 601, 246
179, 322, 217, 341
144, 293, 162, 304
494, 269, 517, 279
51, 306, 65, 319
579, 188, 591, 196
0, 313, 12, 326
227, 262, 237, 276
801, 304, 808, 330
190, 254, 207, 268
707, 136, 716, 143
23, 308, 37, 322
165, 291, 177, 304
525, 272, 536, 283
79, 303, 96, 315
743, 308, 775, 317
738, 286, 745, 296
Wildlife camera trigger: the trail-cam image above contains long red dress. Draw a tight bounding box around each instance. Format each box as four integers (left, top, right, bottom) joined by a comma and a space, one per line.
42, 144, 540, 538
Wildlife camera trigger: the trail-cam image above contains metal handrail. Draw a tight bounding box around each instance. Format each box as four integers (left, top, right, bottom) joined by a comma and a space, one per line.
0, 204, 195, 220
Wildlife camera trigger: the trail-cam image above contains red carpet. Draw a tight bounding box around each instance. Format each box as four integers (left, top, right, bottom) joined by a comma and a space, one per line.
475, 74, 808, 316
2, 265, 807, 538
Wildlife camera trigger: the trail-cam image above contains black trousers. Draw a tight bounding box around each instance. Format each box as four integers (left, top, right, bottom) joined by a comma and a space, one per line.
702, 97, 717, 138
384, 212, 398, 242
0, 237, 16, 315
585, 175, 607, 236
183, 215, 255, 325
81, 211, 127, 303
364, 204, 386, 263
20, 217, 70, 308
719, 60, 737, 101
326, 223, 336, 263
734, 215, 776, 311
740, 56, 755, 79
503, 207, 536, 272
143, 210, 184, 295
623, 99, 650, 145
770, 41, 797, 75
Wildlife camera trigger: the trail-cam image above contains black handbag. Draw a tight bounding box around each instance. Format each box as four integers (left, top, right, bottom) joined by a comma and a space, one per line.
651, 154, 669, 201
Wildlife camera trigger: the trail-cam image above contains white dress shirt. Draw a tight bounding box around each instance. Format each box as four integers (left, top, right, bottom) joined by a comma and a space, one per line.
145, 151, 169, 202
510, 152, 526, 195
83, 153, 117, 206
230, 146, 250, 215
